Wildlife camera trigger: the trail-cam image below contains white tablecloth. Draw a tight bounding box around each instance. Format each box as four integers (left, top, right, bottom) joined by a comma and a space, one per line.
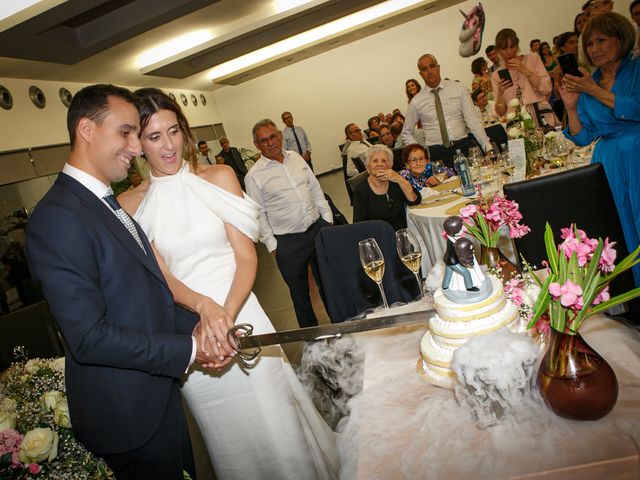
337, 313, 640, 479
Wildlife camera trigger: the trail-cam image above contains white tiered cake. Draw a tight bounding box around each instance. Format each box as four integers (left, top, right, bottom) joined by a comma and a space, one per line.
420, 275, 520, 388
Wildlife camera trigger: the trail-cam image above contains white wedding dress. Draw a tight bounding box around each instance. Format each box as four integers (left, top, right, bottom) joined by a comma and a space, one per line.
135, 162, 338, 480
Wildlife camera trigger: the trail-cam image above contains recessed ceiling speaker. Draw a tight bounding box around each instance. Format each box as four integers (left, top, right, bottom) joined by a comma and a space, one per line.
200, 94, 206, 106
29, 85, 46, 109
0, 85, 12, 110
180, 93, 188, 107
190, 94, 197, 106
169, 92, 176, 102
59, 88, 72, 108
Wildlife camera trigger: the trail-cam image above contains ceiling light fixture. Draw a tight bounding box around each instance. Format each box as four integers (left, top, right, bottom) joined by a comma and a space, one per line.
0, 0, 66, 32
273, 0, 316, 13
136, 30, 214, 69
208, 0, 423, 82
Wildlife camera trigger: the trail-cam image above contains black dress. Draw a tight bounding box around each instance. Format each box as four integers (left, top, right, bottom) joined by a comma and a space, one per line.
352, 180, 421, 231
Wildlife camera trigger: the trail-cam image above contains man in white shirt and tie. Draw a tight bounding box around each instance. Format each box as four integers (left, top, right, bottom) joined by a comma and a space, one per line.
281, 111, 313, 171
402, 54, 492, 168
245, 119, 332, 328
342, 123, 372, 178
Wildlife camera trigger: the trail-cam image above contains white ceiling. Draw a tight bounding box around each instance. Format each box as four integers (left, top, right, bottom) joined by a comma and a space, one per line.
0, 0, 461, 91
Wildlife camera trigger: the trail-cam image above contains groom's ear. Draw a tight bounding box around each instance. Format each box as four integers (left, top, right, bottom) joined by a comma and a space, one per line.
77, 118, 94, 144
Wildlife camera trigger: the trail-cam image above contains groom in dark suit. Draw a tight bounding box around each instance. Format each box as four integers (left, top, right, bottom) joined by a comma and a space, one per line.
26, 84, 206, 479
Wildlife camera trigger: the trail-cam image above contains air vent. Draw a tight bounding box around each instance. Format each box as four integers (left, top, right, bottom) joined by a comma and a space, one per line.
190, 94, 197, 106
29, 86, 46, 109
180, 93, 188, 106
169, 93, 176, 102
0, 85, 13, 110
200, 94, 206, 106
59, 88, 72, 108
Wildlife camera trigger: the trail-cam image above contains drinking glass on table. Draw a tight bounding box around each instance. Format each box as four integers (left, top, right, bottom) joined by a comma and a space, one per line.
395, 228, 423, 299
358, 238, 389, 308
431, 160, 447, 183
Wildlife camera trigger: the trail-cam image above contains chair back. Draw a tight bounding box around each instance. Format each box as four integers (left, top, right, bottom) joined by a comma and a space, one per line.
347, 171, 369, 194
503, 163, 634, 298
0, 301, 65, 371
485, 124, 508, 150
315, 220, 420, 323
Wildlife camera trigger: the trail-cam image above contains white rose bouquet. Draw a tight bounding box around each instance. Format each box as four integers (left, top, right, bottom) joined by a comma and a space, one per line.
0, 353, 112, 479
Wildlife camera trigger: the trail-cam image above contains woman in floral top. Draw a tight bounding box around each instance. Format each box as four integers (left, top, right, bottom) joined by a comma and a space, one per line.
399, 144, 453, 190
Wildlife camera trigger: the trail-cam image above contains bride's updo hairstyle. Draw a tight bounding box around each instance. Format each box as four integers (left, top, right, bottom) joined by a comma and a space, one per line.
134, 87, 198, 170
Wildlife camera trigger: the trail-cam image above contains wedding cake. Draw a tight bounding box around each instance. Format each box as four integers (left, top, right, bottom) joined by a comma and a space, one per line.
420, 274, 520, 388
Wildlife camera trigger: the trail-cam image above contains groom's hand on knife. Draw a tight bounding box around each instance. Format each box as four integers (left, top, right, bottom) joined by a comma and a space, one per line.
194, 297, 237, 359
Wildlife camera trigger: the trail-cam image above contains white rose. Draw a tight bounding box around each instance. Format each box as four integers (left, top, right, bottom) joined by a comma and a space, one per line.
18, 428, 59, 464
0, 410, 17, 431
506, 112, 516, 121
508, 98, 520, 108
0, 397, 17, 412
24, 359, 42, 374
544, 131, 557, 139
41, 391, 64, 411
522, 112, 532, 120
523, 284, 541, 306
51, 357, 65, 373
53, 398, 72, 429
508, 127, 522, 138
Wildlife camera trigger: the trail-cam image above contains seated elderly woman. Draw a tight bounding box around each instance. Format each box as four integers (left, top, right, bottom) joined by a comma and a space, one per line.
353, 144, 421, 231
398, 143, 441, 190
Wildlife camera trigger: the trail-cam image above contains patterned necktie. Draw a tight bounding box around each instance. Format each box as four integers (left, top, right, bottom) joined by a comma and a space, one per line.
432, 88, 451, 148
103, 187, 146, 253
291, 127, 303, 155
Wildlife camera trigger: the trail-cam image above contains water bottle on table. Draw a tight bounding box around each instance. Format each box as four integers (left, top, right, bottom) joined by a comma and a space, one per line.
453, 149, 476, 197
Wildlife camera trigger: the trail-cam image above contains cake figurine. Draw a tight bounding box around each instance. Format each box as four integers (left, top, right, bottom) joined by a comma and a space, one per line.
419, 215, 520, 389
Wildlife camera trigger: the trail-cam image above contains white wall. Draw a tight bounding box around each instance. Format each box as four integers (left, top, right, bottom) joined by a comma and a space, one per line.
213, 0, 628, 173
0, 78, 223, 152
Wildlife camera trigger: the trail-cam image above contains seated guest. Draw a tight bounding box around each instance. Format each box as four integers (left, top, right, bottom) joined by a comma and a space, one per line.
389, 121, 405, 148
379, 125, 395, 148
367, 116, 381, 134
471, 57, 492, 99
471, 88, 497, 123
399, 143, 442, 190
342, 123, 372, 177
353, 145, 421, 231
405, 78, 422, 102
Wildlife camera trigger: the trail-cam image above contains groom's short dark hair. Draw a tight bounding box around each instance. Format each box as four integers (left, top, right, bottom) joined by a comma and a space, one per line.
67, 84, 138, 147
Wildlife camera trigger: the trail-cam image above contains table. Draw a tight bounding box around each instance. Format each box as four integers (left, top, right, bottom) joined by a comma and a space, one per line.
338, 312, 640, 479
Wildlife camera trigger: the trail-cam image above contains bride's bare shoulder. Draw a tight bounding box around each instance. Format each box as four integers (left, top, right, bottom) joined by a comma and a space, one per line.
196, 164, 243, 197
117, 180, 149, 216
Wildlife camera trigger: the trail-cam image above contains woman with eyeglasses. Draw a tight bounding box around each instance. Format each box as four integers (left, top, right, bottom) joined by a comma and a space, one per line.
398, 144, 445, 190
353, 145, 421, 231
560, 12, 640, 286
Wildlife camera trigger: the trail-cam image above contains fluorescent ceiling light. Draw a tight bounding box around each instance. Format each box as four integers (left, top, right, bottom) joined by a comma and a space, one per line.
136, 30, 214, 69
273, 0, 315, 13
0, 0, 48, 20
208, 0, 422, 81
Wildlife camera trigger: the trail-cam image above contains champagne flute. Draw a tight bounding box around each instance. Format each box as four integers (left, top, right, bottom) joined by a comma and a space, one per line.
358, 238, 389, 309
395, 228, 424, 299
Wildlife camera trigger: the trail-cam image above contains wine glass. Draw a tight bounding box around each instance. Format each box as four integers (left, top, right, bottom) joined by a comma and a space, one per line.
395, 229, 423, 299
358, 238, 389, 309
431, 160, 447, 183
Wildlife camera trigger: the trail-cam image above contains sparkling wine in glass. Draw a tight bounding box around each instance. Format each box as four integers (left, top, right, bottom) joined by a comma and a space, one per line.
395, 228, 424, 299
358, 238, 389, 308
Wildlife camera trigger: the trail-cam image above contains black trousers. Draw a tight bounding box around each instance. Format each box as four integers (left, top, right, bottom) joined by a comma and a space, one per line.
101, 384, 195, 480
275, 218, 328, 328
427, 134, 481, 169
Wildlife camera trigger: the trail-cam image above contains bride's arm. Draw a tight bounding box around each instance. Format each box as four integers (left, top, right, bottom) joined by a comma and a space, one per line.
201, 165, 257, 320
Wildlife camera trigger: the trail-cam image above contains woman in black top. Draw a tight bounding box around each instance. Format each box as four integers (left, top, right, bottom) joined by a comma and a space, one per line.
353, 144, 421, 231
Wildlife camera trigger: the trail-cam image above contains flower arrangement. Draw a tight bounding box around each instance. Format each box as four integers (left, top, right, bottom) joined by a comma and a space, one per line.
460, 189, 530, 248
525, 223, 640, 334
505, 96, 539, 173
0, 353, 113, 479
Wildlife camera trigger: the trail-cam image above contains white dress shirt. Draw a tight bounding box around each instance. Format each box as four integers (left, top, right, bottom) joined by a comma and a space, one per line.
245, 150, 332, 252
62, 163, 197, 369
402, 79, 490, 149
282, 125, 311, 156
343, 139, 372, 178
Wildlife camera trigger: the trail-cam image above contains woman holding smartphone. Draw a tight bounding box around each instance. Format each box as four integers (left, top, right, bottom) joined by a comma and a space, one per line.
560, 12, 640, 286
491, 28, 552, 123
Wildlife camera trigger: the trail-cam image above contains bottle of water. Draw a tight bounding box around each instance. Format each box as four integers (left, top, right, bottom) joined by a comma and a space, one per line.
453, 149, 475, 196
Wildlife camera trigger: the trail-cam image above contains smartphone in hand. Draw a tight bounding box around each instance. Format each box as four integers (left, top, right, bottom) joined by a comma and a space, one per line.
498, 68, 513, 85
557, 53, 583, 77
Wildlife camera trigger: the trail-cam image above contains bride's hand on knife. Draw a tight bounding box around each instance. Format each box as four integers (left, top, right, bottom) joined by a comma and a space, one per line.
195, 297, 237, 365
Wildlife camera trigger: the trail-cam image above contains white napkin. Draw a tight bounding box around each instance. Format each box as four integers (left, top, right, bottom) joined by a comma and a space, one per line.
420, 187, 441, 204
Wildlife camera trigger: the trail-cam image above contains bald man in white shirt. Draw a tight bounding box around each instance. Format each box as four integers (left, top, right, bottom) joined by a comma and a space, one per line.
402, 54, 492, 168
245, 119, 332, 328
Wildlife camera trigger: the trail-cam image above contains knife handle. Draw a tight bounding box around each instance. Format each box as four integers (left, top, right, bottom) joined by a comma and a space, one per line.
228, 323, 261, 368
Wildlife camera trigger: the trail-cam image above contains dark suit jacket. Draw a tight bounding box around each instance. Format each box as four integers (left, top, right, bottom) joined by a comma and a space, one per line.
26, 173, 196, 455
218, 147, 248, 189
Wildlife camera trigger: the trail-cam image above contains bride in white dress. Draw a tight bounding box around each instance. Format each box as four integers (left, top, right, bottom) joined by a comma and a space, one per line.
118, 88, 337, 480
